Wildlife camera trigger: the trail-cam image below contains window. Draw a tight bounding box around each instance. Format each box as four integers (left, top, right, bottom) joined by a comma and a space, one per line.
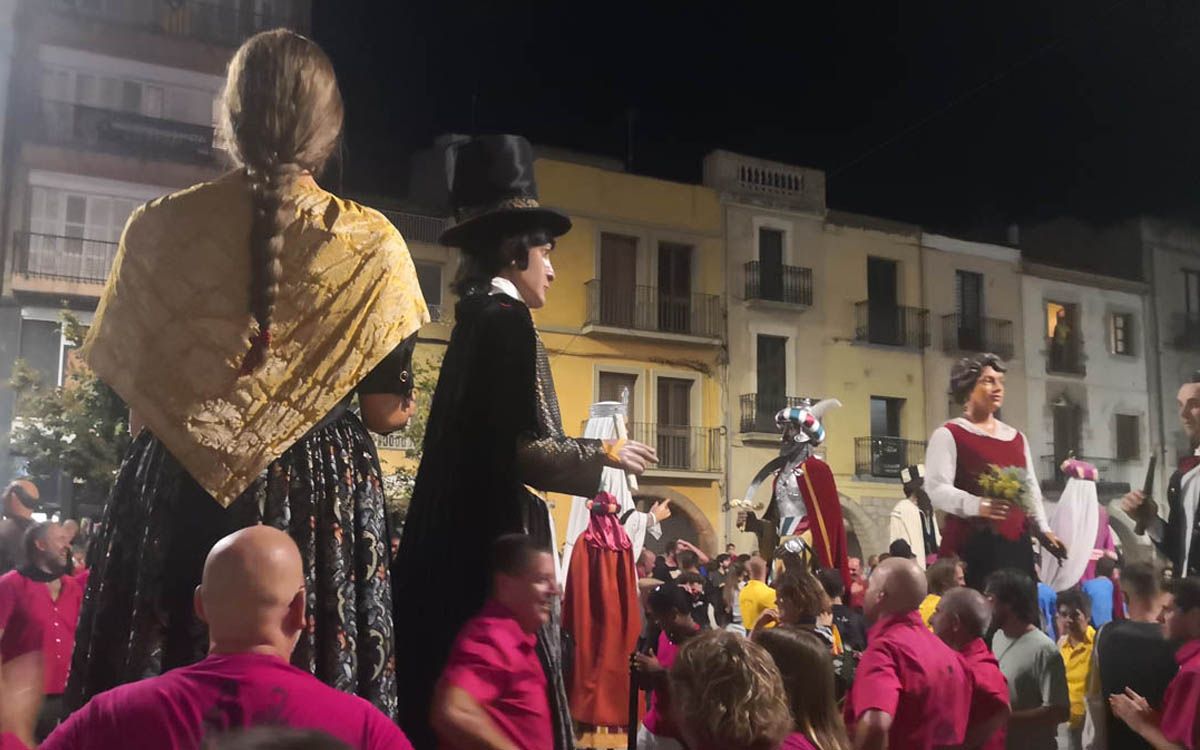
955, 270, 984, 350
1116, 414, 1140, 461
598, 372, 638, 421
1046, 301, 1083, 373
757, 228, 784, 301
657, 242, 693, 334
870, 396, 903, 438
414, 261, 443, 320
756, 335, 787, 431
1186, 269, 1200, 319
26, 186, 139, 281
41, 64, 217, 126
657, 377, 692, 469
1111, 313, 1134, 355
599, 233, 638, 328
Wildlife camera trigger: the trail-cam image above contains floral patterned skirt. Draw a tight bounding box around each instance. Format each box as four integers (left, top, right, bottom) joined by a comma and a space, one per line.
65, 412, 396, 719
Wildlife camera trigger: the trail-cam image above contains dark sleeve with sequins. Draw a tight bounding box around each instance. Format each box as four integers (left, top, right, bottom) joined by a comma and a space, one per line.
357, 333, 417, 397
514, 336, 609, 498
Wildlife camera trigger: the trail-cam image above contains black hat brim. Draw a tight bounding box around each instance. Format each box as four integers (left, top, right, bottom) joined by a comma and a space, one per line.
439, 206, 572, 248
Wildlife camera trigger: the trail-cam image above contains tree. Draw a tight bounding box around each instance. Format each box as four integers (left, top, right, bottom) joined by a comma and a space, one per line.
9, 313, 129, 513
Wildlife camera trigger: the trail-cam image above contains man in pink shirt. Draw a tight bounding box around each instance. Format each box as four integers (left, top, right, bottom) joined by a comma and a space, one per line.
41, 526, 411, 750
0, 521, 82, 741
845, 557, 971, 750
931, 586, 1011, 749
433, 534, 559, 750
1112, 576, 1200, 750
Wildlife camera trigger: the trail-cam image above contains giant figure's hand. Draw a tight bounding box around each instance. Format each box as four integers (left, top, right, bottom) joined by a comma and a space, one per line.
650, 499, 672, 523
604, 439, 657, 475
976, 498, 1011, 521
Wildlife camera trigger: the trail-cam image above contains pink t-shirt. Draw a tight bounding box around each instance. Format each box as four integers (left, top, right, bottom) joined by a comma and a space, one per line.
0, 734, 28, 750
0, 570, 82, 694
441, 600, 551, 750
781, 731, 820, 750
1161, 639, 1200, 749
844, 611, 971, 750
40, 653, 411, 750
960, 637, 1010, 750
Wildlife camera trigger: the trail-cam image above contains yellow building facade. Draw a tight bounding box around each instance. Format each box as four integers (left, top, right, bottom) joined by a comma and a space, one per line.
534, 153, 727, 555
376, 153, 729, 556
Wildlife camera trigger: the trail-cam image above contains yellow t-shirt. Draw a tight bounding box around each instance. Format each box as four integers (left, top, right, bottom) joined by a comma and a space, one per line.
919, 593, 941, 629
1060, 626, 1096, 728
740, 580, 777, 631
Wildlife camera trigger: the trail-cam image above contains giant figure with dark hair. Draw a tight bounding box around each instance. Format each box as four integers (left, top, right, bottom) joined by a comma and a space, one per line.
391, 135, 656, 750
925, 354, 1065, 590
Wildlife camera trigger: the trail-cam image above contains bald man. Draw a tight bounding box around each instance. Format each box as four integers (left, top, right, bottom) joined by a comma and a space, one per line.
844, 557, 971, 750
41, 527, 412, 750
932, 587, 1011, 750
0, 481, 38, 574
739, 555, 777, 632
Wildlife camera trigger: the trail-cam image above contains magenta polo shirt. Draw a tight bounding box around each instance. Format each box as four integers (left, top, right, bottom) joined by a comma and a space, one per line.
0, 570, 82, 695
1162, 639, 1200, 749
845, 610, 971, 750
40, 652, 411, 750
441, 600, 552, 750
960, 637, 1010, 750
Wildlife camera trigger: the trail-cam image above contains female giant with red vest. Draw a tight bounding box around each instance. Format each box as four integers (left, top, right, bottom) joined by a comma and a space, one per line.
925, 354, 1067, 590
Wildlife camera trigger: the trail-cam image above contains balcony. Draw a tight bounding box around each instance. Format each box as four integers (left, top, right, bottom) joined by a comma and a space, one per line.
855, 437, 927, 479
744, 261, 813, 307
48, 0, 301, 47
1172, 313, 1200, 350
386, 211, 448, 245
584, 280, 722, 341
1045, 337, 1086, 376
941, 314, 1014, 360
583, 421, 725, 474
738, 394, 815, 433
373, 432, 417, 452
853, 302, 929, 349
702, 150, 826, 212
12, 231, 117, 286
40, 100, 215, 164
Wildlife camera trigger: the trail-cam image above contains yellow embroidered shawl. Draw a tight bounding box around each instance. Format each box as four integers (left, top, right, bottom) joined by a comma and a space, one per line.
83, 172, 429, 507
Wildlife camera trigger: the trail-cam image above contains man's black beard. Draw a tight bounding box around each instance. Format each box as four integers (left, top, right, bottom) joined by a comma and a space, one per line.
19, 560, 65, 582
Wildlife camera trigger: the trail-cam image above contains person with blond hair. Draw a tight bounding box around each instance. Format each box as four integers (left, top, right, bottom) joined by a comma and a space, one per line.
66, 29, 428, 716
668, 629, 793, 750
756, 627, 851, 750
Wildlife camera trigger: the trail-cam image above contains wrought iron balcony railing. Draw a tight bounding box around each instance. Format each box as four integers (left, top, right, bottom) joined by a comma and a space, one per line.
1037, 455, 1118, 490
48, 0, 301, 47
941, 314, 1014, 360
738, 394, 816, 433
40, 100, 215, 164
12, 231, 118, 285
585, 280, 722, 339
855, 437, 927, 479
582, 421, 725, 473
744, 261, 813, 306
853, 302, 929, 349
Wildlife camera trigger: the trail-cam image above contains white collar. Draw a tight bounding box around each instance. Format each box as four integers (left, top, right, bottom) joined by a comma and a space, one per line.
949, 416, 1017, 441
489, 277, 524, 303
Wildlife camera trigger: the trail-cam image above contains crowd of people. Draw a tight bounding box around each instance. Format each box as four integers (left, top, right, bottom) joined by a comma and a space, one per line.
0, 25, 1194, 750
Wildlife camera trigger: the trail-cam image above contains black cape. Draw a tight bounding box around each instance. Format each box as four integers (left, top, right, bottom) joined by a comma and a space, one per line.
392, 290, 605, 749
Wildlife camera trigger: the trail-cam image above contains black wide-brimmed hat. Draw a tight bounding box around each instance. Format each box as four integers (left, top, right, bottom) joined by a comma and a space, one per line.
438, 134, 572, 248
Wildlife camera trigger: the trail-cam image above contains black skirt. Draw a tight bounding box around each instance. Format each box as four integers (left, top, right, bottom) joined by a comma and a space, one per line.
66, 412, 397, 718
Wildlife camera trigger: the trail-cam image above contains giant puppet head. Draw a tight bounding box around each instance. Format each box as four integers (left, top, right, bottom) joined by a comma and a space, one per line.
775, 399, 842, 459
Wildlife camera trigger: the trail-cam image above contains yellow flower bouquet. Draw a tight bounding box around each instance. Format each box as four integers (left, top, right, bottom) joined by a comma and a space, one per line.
976, 464, 1032, 540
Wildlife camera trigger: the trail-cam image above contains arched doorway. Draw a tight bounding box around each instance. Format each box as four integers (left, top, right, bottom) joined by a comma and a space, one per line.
633, 485, 719, 555
839, 494, 884, 559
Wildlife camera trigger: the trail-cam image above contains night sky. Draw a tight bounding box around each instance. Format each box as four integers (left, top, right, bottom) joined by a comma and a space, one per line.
312, 0, 1200, 270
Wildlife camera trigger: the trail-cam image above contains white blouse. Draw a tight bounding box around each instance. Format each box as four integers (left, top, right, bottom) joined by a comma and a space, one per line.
925, 417, 1051, 533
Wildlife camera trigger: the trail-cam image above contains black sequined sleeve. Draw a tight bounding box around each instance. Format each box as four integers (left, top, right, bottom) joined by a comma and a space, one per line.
357, 333, 418, 397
